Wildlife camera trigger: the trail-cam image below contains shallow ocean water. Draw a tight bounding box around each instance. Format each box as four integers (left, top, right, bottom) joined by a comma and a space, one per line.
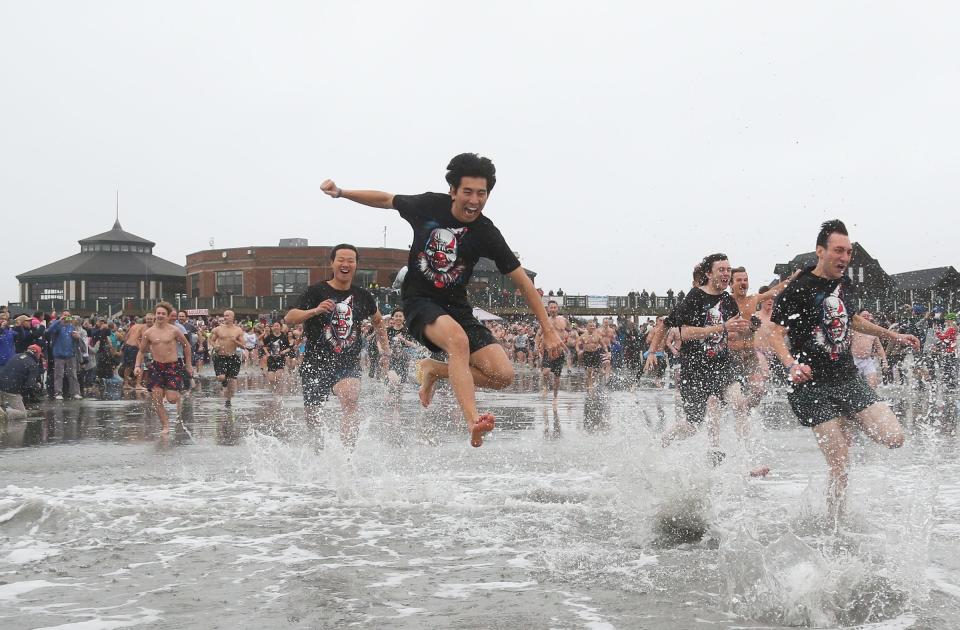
1, 368, 959, 629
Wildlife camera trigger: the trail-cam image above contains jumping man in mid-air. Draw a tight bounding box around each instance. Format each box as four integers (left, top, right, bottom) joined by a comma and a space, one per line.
321, 153, 563, 447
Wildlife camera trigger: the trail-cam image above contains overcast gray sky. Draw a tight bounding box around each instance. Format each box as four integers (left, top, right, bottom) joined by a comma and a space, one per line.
2, 2, 959, 303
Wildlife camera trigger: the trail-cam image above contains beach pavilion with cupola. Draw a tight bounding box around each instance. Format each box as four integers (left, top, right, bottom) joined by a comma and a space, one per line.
15, 219, 186, 314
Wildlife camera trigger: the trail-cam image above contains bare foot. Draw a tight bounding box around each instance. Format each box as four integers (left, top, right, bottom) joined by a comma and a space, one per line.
749, 465, 771, 477
416, 359, 440, 408
469, 412, 496, 447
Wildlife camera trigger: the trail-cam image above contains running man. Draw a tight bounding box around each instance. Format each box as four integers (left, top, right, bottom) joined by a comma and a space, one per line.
284, 244, 390, 447
537, 300, 568, 401
210, 310, 245, 406
728, 267, 795, 417
767, 220, 919, 519
122, 314, 153, 390
850, 310, 888, 390
320, 153, 563, 447
134, 302, 192, 433
645, 253, 752, 461
385, 309, 417, 414
262, 322, 291, 391
577, 321, 607, 393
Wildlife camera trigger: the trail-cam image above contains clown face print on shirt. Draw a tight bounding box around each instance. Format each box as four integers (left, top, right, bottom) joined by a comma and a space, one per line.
418, 227, 468, 289
324, 295, 358, 354
816, 285, 850, 360
703, 304, 727, 358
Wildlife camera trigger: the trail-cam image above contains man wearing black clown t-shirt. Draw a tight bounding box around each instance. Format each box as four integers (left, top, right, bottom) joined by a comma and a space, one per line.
285, 244, 390, 447
320, 153, 564, 448
645, 254, 752, 460
767, 220, 920, 520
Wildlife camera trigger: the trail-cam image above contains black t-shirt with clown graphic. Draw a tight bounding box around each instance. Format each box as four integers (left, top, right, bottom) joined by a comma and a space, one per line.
393, 192, 522, 307
664, 287, 740, 375
770, 267, 857, 383
295, 281, 378, 365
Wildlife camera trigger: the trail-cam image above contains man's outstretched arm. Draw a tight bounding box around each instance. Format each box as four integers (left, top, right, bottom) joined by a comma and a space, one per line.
321, 179, 394, 209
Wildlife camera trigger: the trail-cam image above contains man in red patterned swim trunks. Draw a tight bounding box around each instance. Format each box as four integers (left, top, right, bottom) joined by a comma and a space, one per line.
134, 302, 192, 434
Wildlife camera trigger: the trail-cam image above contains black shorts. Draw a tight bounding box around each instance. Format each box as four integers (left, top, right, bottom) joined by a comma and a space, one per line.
267, 356, 285, 372
403, 297, 496, 355
583, 349, 603, 369
787, 374, 880, 428
213, 354, 242, 380
679, 364, 736, 424
543, 354, 565, 377
300, 357, 360, 406
176, 358, 191, 391
389, 358, 410, 383
121, 345, 139, 370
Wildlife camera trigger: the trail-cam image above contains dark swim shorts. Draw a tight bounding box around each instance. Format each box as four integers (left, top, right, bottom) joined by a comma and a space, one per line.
300, 357, 361, 406
544, 353, 565, 377
582, 349, 603, 369
213, 354, 242, 381
121, 344, 139, 369
147, 361, 183, 392
402, 297, 496, 355
787, 375, 880, 428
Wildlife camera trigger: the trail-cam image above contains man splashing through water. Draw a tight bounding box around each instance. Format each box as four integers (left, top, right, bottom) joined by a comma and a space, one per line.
766, 220, 919, 520
320, 153, 563, 447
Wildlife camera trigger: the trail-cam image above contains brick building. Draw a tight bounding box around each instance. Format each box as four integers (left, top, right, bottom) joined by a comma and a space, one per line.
185, 241, 408, 300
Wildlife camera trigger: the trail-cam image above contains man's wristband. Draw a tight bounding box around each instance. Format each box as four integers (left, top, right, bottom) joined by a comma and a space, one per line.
334, 187, 343, 198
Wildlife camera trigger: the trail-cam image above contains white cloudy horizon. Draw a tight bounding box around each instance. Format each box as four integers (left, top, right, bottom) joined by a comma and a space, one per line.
2, 2, 958, 303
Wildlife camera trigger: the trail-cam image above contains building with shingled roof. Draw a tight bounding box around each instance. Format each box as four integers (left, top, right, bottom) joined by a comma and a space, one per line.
15, 219, 186, 314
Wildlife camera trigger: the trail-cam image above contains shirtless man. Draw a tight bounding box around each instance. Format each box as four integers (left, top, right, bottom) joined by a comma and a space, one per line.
601, 317, 617, 382
565, 325, 579, 369
123, 314, 153, 390
577, 320, 607, 393
851, 310, 888, 390
728, 267, 795, 422
537, 300, 568, 400
134, 302, 192, 433
210, 310, 245, 406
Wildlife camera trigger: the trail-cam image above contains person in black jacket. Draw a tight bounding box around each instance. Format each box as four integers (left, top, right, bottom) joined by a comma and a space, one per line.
13, 315, 43, 354
0, 345, 43, 420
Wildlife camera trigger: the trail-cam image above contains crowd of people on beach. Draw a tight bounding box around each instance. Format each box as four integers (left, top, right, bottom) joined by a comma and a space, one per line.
2, 152, 958, 520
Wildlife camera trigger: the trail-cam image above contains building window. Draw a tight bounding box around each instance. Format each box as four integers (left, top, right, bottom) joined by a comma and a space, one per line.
31, 282, 64, 301
87, 280, 140, 303
190, 274, 200, 297
272, 268, 309, 295
355, 269, 376, 288
121, 245, 129, 252
216, 270, 243, 296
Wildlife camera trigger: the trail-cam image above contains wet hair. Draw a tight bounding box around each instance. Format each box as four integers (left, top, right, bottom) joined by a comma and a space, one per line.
392, 308, 404, 315
694, 253, 728, 285
330, 243, 359, 261
758, 285, 770, 294
693, 265, 706, 286
730, 266, 747, 277
155, 301, 173, 315
445, 153, 497, 191
547, 299, 558, 306
816, 219, 848, 249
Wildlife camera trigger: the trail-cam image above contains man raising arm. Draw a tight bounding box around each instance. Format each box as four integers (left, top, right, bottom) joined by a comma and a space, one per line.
320, 153, 563, 447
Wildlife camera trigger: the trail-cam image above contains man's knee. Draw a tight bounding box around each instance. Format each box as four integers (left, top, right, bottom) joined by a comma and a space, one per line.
884, 426, 905, 449
489, 363, 515, 389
